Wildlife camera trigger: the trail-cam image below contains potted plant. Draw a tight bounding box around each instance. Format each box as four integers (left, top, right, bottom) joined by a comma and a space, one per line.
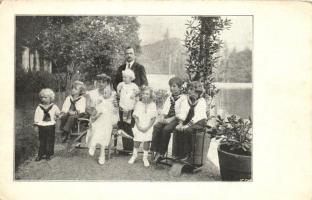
215, 115, 252, 181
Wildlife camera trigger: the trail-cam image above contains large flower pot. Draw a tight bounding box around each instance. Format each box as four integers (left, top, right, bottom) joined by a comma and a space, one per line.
217, 144, 252, 181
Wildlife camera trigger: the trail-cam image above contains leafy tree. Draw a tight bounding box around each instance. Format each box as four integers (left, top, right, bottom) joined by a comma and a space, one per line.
184, 16, 231, 98
16, 16, 141, 91
37, 16, 140, 83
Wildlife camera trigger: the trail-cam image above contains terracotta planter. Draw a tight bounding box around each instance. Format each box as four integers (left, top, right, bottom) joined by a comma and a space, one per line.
217, 144, 252, 181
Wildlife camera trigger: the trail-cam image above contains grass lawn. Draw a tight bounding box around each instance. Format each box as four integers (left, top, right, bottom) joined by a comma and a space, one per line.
15, 108, 39, 171
15, 144, 220, 181
15, 92, 65, 171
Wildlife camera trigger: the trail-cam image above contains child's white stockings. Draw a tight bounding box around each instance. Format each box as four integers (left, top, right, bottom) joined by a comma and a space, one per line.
128, 148, 138, 164
143, 151, 150, 167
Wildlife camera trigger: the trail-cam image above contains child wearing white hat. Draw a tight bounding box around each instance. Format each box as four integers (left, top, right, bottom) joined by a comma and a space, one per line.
117, 69, 139, 116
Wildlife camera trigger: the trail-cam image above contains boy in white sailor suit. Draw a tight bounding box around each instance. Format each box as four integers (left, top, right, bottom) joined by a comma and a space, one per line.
150, 76, 187, 162
34, 88, 60, 161
59, 81, 86, 142
175, 81, 207, 161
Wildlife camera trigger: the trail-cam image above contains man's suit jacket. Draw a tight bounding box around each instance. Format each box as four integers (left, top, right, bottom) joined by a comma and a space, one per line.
114, 62, 148, 90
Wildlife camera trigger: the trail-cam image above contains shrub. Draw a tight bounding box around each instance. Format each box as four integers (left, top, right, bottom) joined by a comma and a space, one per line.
153, 89, 169, 109
215, 115, 252, 156
16, 71, 58, 93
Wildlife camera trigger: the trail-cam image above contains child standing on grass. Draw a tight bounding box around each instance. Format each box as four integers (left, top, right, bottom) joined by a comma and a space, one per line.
86, 84, 118, 165
59, 81, 86, 143
34, 88, 60, 161
128, 86, 157, 167
116, 69, 139, 151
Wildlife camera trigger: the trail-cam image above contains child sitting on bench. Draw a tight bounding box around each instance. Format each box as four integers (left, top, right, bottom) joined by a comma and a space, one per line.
150, 76, 187, 163
59, 81, 86, 143
175, 81, 207, 161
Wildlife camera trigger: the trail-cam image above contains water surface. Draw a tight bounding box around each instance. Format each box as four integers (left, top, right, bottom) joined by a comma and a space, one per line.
148, 74, 252, 119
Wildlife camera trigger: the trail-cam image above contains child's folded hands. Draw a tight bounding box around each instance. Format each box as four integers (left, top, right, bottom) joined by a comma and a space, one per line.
68, 110, 77, 115
54, 112, 60, 120
158, 115, 165, 124
176, 123, 185, 131
58, 112, 65, 118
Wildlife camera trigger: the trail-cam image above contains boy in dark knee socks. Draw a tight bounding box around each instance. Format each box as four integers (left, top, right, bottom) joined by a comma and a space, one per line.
150, 76, 186, 162
175, 81, 207, 161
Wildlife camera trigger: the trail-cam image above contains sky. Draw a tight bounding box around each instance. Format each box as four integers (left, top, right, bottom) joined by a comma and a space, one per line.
137, 16, 252, 51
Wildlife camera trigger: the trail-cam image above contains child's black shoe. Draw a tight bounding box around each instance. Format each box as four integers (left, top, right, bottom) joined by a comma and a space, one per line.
46, 156, 51, 160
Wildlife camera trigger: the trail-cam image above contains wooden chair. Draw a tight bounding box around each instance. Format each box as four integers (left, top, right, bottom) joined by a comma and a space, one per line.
66, 117, 116, 160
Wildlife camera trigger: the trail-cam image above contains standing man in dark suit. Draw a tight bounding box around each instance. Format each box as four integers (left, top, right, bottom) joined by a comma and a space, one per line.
114, 46, 148, 153
114, 46, 148, 90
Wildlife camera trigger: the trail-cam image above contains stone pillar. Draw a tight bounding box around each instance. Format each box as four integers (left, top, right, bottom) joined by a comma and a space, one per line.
34, 50, 40, 72
43, 59, 53, 73
29, 52, 34, 72
43, 59, 49, 72
48, 61, 52, 73
21, 46, 29, 72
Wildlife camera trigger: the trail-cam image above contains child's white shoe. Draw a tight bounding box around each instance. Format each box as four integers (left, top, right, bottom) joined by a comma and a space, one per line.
143, 150, 150, 167
98, 157, 105, 165
143, 158, 150, 167
128, 156, 137, 164
89, 147, 95, 156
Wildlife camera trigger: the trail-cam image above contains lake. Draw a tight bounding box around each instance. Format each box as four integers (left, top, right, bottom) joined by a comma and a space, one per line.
147, 74, 252, 119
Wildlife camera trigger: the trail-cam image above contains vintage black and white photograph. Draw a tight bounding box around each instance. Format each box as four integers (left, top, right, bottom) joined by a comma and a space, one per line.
14, 15, 252, 181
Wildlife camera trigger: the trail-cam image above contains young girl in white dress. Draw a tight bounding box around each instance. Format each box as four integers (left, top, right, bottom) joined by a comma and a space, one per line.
86, 84, 118, 165
128, 86, 158, 167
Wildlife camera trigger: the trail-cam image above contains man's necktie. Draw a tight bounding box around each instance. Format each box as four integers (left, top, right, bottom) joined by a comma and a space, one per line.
39, 104, 54, 122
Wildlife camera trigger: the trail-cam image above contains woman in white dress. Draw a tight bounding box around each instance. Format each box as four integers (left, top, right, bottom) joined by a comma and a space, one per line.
86, 75, 118, 165
128, 86, 157, 167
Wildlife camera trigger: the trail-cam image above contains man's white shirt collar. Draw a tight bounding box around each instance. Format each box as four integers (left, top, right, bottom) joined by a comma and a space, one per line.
126, 60, 135, 69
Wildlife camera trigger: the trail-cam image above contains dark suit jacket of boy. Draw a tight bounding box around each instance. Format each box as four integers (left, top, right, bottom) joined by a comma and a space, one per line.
114, 62, 148, 90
